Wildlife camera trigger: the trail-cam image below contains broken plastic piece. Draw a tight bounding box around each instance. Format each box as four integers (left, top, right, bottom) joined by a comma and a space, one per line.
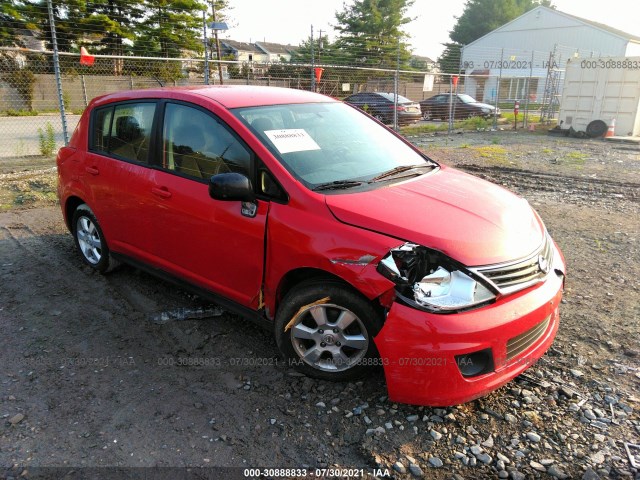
149, 306, 225, 324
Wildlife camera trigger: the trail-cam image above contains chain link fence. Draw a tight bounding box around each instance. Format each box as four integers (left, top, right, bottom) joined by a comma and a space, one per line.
5, 40, 615, 161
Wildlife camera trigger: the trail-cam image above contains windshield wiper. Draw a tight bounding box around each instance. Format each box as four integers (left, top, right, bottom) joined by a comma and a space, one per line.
312, 180, 364, 192
369, 164, 435, 182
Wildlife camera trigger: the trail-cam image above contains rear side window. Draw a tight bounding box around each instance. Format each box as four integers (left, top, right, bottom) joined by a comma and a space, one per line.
89, 102, 156, 164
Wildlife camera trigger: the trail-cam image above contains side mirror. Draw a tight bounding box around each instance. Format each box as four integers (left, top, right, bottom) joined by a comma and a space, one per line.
209, 172, 255, 202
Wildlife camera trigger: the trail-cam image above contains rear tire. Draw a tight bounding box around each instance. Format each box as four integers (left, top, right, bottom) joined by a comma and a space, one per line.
72, 204, 118, 274
275, 282, 383, 381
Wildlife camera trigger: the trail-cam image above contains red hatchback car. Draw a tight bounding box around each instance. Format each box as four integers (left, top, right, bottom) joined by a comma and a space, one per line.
57, 86, 565, 406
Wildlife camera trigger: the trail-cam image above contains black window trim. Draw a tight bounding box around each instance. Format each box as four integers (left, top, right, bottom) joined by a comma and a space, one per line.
88, 99, 160, 167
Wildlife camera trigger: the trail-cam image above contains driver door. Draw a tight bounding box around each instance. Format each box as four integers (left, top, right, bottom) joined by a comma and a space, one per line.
150, 101, 267, 308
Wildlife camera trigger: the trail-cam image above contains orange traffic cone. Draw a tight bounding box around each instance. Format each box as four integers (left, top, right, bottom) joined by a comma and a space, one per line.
605, 118, 616, 138
80, 46, 95, 66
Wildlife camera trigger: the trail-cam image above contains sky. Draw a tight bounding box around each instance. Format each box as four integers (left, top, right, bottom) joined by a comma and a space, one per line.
220, 0, 640, 60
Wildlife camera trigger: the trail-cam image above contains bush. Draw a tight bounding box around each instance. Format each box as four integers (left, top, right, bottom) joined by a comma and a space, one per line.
4, 69, 36, 111
38, 123, 57, 156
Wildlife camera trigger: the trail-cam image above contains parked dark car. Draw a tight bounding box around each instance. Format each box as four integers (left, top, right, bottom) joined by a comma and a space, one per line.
420, 93, 501, 120
344, 92, 422, 125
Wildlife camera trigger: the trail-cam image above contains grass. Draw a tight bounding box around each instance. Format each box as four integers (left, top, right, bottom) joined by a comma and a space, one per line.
561, 150, 588, 166
401, 115, 493, 135
6, 109, 38, 117
0, 169, 58, 211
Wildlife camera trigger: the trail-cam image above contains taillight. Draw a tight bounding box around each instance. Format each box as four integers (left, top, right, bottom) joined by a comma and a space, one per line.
396, 105, 407, 111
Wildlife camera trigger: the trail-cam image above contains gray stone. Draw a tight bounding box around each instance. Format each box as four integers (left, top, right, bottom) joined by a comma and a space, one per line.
469, 457, 477, 467
590, 451, 605, 464
584, 410, 596, 420
406, 414, 419, 422
548, 464, 568, 479
504, 413, 517, 423
8, 413, 24, 425
429, 429, 442, 441
470, 445, 483, 455
582, 468, 601, 480
530, 461, 546, 472
454, 452, 465, 459
526, 431, 541, 442
497, 460, 506, 471
466, 425, 479, 435
315, 401, 326, 408
385, 422, 393, 430
482, 435, 494, 448
428, 457, 443, 468
393, 461, 406, 474
540, 458, 555, 466
510, 471, 525, 480
477, 453, 492, 464
497, 452, 511, 464
364, 415, 372, 425
409, 464, 423, 477
498, 471, 509, 479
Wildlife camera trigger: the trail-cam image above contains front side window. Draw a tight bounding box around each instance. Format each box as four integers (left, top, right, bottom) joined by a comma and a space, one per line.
235, 102, 437, 189
162, 103, 251, 180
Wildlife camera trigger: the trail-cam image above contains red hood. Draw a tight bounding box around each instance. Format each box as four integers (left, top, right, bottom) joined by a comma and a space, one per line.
325, 166, 544, 266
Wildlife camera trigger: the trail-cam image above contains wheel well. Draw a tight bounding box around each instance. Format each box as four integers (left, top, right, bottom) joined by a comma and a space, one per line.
64, 196, 85, 231
276, 268, 350, 308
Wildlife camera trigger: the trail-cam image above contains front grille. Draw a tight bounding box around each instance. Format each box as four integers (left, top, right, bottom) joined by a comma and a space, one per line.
472, 233, 554, 294
506, 315, 550, 360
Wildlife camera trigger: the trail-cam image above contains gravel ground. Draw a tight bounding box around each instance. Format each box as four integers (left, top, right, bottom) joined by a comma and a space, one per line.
1, 130, 639, 479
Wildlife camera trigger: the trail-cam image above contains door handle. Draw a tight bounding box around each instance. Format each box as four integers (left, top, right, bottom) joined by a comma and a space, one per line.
152, 186, 172, 199
85, 166, 99, 175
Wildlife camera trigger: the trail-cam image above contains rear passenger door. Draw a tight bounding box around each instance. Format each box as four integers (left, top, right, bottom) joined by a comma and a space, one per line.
150, 101, 268, 308
85, 101, 158, 259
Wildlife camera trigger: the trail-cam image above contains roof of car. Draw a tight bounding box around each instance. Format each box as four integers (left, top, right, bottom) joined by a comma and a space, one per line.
91, 85, 337, 109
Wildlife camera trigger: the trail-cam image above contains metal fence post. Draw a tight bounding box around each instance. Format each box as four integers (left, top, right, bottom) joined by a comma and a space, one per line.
524, 50, 534, 129
203, 11, 210, 85
493, 48, 503, 129
81, 74, 88, 107
47, 0, 68, 145
393, 39, 399, 131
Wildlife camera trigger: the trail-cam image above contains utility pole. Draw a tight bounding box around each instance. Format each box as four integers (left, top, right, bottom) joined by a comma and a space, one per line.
203, 11, 209, 85
47, 0, 68, 145
318, 29, 323, 64
211, 1, 224, 85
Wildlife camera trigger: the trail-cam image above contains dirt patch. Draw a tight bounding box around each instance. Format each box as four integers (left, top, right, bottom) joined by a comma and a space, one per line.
1, 131, 639, 478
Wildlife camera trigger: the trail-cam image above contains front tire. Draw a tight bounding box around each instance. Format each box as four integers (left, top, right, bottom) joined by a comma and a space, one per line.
275, 282, 383, 381
72, 204, 117, 273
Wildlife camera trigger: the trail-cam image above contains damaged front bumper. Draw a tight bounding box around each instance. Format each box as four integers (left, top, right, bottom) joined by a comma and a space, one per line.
374, 248, 565, 407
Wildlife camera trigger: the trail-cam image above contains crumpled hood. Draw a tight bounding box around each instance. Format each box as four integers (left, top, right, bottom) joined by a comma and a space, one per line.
325, 166, 544, 266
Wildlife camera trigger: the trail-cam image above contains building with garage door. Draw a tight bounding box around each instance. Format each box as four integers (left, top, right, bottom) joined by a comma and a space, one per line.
460, 6, 640, 105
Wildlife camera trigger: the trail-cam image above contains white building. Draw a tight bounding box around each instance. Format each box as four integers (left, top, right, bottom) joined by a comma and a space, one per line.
460, 6, 640, 104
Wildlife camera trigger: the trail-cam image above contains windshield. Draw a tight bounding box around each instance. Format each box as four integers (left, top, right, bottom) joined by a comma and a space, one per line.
233, 102, 436, 189
457, 94, 477, 103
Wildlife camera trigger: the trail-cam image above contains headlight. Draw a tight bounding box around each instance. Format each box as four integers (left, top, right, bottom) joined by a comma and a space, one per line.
377, 243, 496, 312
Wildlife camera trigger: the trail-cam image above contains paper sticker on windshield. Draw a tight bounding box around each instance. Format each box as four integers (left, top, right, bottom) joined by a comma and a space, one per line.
264, 129, 320, 154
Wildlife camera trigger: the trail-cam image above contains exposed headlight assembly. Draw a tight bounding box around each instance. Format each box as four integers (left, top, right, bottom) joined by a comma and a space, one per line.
377, 243, 496, 312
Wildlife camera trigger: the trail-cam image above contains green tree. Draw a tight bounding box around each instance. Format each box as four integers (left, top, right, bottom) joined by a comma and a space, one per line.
83, 0, 144, 56
333, 0, 414, 69
290, 34, 342, 64
1, 1, 25, 47
437, 42, 462, 74
22, 0, 90, 53
135, 0, 207, 58
450, 0, 554, 45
